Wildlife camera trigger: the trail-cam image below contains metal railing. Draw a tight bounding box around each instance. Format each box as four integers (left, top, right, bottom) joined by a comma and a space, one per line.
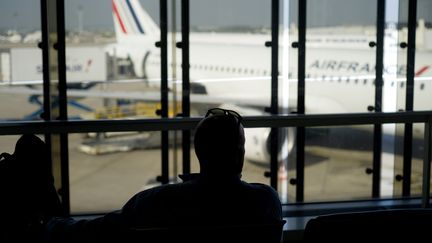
0, 111, 430, 133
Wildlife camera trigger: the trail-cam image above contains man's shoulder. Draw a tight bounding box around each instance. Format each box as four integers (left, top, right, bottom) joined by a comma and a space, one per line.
131, 180, 196, 200
245, 181, 278, 192
240, 181, 280, 200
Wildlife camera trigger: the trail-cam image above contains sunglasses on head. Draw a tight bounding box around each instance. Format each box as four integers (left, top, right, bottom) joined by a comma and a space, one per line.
205, 108, 243, 125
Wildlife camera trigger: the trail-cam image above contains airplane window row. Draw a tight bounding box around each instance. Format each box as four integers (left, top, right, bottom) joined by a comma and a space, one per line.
151, 60, 271, 76
190, 63, 269, 75
314, 75, 427, 90
148, 57, 428, 91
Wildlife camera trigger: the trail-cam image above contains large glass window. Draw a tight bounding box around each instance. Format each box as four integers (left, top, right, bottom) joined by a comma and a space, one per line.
187, 0, 273, 182
393, 0, 432, 197
412, 0, 432, 196
64, 0, 161, 121
0, 2, 46, 196
69, 132, 162, 213
65, 0, 162, 213
413, 0, 432, 112
0, 0, 42, 121
0, 0, 429, 216
302, 0, 377, 202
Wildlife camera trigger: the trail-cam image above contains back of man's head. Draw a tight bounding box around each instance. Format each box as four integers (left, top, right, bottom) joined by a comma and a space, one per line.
194, 110, 245, 177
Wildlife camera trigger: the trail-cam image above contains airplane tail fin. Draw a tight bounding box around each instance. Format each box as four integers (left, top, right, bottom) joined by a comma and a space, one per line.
112, 0, 159, 42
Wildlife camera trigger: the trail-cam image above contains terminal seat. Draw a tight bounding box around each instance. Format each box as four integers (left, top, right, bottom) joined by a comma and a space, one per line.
123, 220, 286, 243
303, 208, 432, 240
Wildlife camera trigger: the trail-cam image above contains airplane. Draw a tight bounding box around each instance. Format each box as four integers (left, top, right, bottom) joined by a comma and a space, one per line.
0, 0, 431, 165
108, 0, 432, 163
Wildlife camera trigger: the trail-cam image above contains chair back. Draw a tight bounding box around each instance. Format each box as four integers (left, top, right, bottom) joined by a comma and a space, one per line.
125, 220, 286, 243
304, 209, 432, 240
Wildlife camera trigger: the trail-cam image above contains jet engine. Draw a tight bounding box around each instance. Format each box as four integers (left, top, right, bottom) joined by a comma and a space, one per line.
218, 104, 295, 164
244, 126, 295, 164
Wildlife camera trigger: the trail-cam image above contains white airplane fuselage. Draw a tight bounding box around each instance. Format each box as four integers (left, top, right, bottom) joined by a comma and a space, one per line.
128, 32, 432, 112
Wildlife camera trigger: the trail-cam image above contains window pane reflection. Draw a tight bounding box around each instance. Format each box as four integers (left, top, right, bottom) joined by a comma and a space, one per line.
65, 0, 161, 121
69, 132, 161, 213
304, 125, 373, 202
0, 1, 42, 121
189, 0, 272, 114
412, 0, 431, 196
301, 0, 376, 202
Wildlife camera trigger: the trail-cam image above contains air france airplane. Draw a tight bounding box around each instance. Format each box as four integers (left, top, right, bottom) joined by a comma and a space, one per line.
109, 0, 431, 163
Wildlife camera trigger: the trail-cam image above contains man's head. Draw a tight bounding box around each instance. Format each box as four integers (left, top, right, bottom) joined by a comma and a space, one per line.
194, 108, 245, 177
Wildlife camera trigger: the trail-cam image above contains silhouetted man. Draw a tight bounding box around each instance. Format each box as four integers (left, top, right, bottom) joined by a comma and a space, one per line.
120, 108, 282, 226
46, 108, 283, 242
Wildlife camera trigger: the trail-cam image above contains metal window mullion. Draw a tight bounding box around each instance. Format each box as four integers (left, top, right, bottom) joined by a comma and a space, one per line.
421, 117, 431, 208
40, 0, 52, 146
402, 0, 417, 197
181, 0, 191, 174
57, 0, 67, 122
40, 0, 56, 214
56, 0, 70, 215
372, 0, 385, 198
40, 0, 51, 122
296, 0, 306, 203
159, 0, 170, 184
269, 0, 279, 190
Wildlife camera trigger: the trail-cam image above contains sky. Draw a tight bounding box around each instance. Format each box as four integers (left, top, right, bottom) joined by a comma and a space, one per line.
0, 0, 430, 34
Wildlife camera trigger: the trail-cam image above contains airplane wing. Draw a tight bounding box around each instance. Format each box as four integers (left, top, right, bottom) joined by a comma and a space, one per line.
0, 86, 160, 100
0, 85, 268, 108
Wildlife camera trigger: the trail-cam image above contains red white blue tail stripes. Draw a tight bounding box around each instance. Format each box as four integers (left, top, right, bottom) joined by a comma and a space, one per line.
112, 0, 145, 35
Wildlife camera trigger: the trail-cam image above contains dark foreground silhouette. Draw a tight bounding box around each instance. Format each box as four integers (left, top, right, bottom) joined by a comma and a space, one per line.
1, 108, 284, 243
